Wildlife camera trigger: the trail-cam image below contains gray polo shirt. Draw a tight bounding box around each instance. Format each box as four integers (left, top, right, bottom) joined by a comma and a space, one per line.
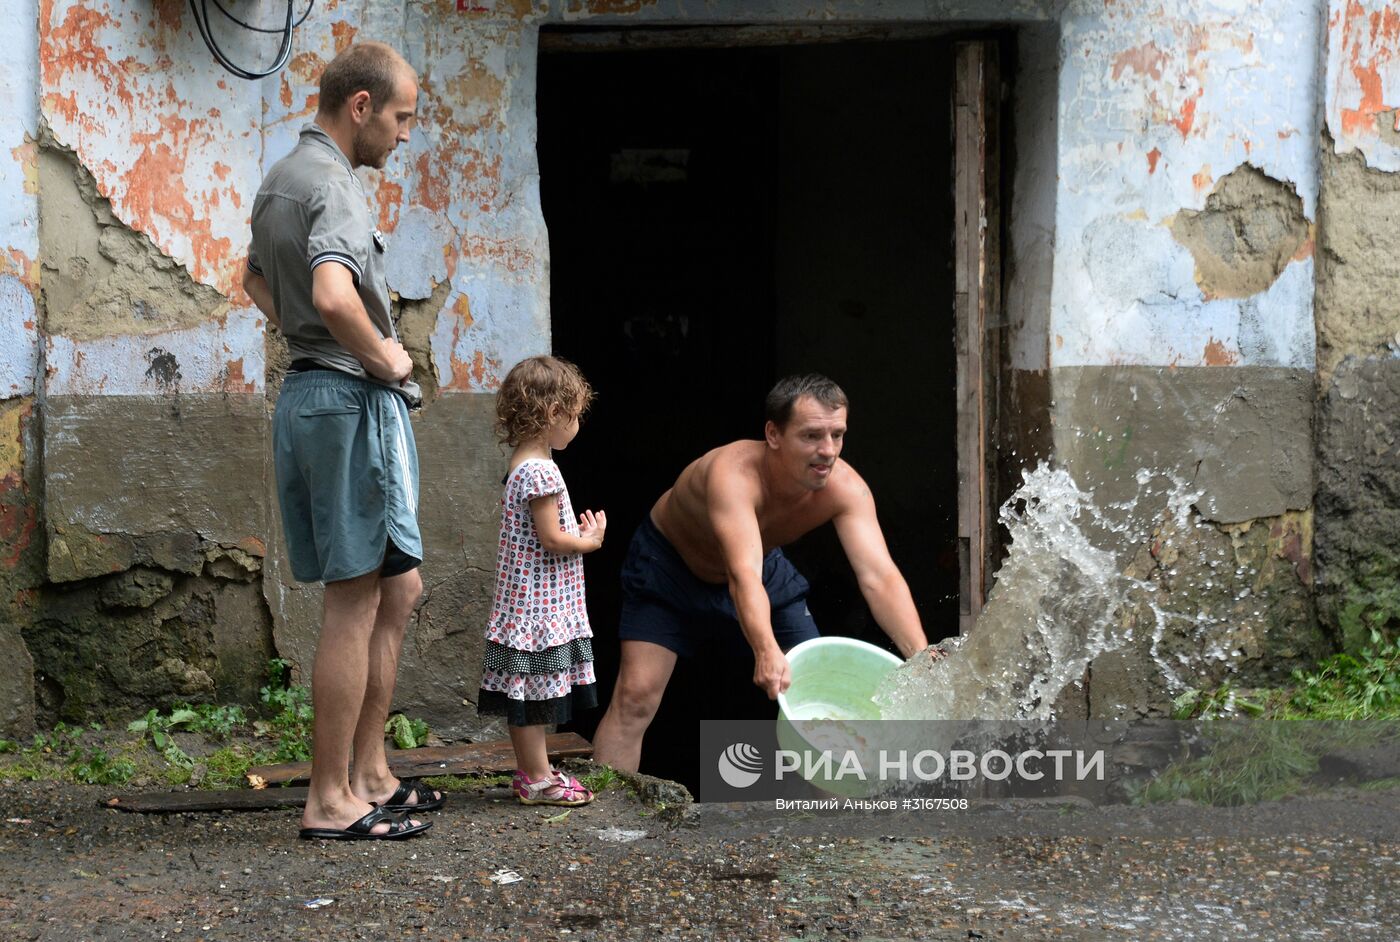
248, 123, 421, 405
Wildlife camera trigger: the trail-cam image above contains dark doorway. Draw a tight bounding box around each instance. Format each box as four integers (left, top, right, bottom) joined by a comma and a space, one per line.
539, 34, 960, 789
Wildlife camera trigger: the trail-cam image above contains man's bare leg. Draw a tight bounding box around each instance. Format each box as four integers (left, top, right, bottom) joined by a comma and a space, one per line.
592, 640, 678, 772
350, 568, 439, 808
301, 571, 417, 833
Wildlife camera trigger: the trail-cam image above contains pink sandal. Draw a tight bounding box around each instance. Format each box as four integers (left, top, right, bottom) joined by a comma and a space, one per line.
512, 769, 594, 806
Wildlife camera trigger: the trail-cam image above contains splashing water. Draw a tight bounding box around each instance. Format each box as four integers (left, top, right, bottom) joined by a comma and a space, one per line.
875, 462, 1205, 721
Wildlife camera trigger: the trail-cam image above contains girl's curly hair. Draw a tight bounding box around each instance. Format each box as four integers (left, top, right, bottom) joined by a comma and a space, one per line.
494, 355, 595, 447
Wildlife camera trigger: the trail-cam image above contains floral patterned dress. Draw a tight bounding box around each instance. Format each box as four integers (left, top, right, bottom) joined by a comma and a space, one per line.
478, 458, 597, 726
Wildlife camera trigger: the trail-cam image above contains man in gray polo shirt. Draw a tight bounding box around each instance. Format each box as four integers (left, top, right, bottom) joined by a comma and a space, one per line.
243, 41, 440, 841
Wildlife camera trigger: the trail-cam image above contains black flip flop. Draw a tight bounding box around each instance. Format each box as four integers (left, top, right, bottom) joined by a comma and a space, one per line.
299, 806, 432, 841
379, 778, 445, 813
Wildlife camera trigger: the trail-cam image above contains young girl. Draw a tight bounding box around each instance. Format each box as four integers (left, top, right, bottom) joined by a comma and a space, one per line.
479, 355, 605, 806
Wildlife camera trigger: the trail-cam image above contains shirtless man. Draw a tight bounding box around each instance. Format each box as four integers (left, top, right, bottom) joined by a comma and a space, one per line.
592, 374, 931, 772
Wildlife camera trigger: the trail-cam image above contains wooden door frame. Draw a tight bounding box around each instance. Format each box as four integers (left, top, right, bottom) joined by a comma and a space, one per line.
955, 40, 1003, 636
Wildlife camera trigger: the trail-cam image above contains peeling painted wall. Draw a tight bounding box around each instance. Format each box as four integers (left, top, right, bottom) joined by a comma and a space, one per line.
1053, 0, 1322, 370
2, 0, 1396, 731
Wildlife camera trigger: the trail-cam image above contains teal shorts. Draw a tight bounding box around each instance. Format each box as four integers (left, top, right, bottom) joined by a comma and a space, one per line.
273, 370, 422, 584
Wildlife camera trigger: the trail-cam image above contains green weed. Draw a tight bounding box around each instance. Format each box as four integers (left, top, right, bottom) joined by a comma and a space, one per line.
185, 704, 247, 739
581, 766, 623, 794
385, 713, 430, 750
1282, 629, 1400, 720
68, 748, 135, 786
127, 707, 199, 768
258, 658, 313, 763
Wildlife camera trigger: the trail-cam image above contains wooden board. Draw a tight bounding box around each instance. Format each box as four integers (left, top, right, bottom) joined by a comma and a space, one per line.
104, 787, 309, 814
954, 40, 1003, 637
247, 732, 593, 785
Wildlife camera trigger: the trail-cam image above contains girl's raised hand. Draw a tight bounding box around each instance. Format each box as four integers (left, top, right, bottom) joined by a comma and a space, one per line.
578, 509, 607, 550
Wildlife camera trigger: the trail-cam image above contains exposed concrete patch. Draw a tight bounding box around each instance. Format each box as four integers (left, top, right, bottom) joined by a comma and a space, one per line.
263, 323, 291, 404
1048, 366, 1323, 715
1169, 164, 1310, 301
1052, 366, 1313, 526
24, 570, 276, 724
43, 396, 268, 583
1094, 503, 1325, 717
1315, 355, 1400, 650
37, 127, 229, 342
1314, 140, 1400, 386
395, 277, 451, 404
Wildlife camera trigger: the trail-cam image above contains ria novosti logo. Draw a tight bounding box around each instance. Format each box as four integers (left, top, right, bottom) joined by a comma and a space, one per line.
717, 742, 763, 788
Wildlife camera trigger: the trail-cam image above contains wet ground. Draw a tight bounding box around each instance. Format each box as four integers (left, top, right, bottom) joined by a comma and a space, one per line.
1, 776, 1396, 941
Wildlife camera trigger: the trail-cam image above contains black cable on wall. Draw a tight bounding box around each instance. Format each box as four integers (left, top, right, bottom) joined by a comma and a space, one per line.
188, 0, 314, 80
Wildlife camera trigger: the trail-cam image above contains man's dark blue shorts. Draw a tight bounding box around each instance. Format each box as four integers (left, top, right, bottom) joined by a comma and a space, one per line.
617, 516, 819, 658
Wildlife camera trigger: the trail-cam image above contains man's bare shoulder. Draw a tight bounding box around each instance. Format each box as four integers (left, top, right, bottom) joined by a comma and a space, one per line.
827, 459, 875, 511
702, 441, 765, 486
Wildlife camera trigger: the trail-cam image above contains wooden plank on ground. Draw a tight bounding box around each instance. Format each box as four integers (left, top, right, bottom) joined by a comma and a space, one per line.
105, 787, 309, 814
247, 732, 593, 785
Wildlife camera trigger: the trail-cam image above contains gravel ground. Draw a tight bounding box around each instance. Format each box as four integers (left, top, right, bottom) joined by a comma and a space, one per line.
1, 777, 1396, 941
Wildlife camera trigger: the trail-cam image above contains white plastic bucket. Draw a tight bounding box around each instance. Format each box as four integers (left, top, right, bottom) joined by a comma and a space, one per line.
777, 636, 902, 723
775, 636, 902, 797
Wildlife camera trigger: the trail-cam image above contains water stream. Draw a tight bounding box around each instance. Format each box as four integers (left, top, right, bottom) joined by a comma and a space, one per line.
875, 462, 1208, 721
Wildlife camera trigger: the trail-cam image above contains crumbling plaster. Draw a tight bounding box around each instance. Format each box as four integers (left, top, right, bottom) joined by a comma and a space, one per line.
1052, 0, 1323, 370
1326, 0, 1400, 170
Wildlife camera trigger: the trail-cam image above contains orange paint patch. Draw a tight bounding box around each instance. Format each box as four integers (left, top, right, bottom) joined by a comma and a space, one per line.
331, 20, 358, 53
1386, 6, 1400, 42
1292, 235, 1316, 262
220, 358, 256, 394
288, 51, 327, 84
464, 236, 536, 274
11, 139, 37, 195
444, 319, 472, 391
5, 250, 39, 291
376, 178, 403, 231
1112, 41, 1167, 81
1193, 165, 1213, 192
1202, 337, 1238, 366
469, 350, 501, 389
1146, 147, 1162, 174
1173, 89, 1203, 139
441, 311, 500, 391
41, 3, 133, 122
122, 128, 235, 292
1341, 58, 1388, 138
453, 293, 473, 329
152, 0, 184, 32
415, 151, 450, 212
212, 161, 231, 181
